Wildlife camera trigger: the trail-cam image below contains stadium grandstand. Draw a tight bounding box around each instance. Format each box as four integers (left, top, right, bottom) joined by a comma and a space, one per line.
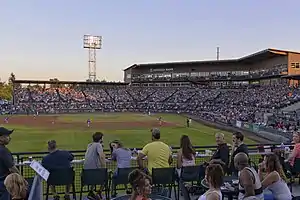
6, 49, 300, 144
123, 48, 300, 87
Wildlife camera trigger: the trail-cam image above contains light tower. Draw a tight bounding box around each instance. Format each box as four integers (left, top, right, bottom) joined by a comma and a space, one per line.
83, 35, 102, 82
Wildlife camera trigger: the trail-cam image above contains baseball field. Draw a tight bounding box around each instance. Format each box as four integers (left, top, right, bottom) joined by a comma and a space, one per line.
0, 113, 255, 152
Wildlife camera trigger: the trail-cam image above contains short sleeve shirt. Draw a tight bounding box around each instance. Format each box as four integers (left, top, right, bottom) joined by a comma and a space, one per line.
41, 150, 74, 170
0, 145, 14, 179
84, 142, 104, 169
141, 141, 171, 174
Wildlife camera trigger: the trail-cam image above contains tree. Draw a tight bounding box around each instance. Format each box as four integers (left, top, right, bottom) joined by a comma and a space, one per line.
0, 82, 12, 100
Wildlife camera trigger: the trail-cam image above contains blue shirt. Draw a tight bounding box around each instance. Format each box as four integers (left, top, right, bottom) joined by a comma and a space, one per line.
112, 148, 131, 169
42, 150, 74, 170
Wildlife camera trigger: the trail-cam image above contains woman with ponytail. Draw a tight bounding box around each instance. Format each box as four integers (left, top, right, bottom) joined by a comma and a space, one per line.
128, 169, 152, 200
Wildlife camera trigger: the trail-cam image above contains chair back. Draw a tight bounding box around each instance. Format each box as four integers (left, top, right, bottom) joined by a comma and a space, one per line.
293, 158, 300, 173
81, 168, 108, 186
115, 167, 138, 184
47, 168, 75, 186
180, 165, 200, 182
152, 168, 175, 185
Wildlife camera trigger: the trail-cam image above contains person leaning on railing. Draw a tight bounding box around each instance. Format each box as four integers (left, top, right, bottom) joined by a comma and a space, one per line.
176, 135, 195, 176
110, 140, 132, 197
83, 132, 106, 200
0, 127, 20, 200
41, 140, 74, 200
137, 128, 172, 175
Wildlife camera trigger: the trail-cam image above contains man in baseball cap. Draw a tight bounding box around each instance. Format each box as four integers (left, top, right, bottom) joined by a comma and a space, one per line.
0, 127, 19, 200
0, 127, 13, 137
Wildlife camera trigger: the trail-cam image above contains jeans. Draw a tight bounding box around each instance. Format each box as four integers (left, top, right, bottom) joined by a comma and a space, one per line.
0, 179, 10, 200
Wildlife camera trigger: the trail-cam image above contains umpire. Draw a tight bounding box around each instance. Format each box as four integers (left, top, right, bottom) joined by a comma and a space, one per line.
0, 127, 19, 200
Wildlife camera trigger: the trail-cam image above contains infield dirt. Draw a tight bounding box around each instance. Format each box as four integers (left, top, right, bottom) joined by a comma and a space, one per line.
0, 115, 178, 130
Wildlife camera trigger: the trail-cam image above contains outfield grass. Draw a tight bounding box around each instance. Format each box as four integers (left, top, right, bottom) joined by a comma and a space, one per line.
2, 113, 255, 152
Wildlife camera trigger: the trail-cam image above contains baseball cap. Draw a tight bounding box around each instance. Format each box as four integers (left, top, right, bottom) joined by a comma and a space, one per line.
0, 127, 14, 136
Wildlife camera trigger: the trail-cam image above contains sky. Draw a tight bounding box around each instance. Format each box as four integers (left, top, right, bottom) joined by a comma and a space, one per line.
0, 0, 300, 82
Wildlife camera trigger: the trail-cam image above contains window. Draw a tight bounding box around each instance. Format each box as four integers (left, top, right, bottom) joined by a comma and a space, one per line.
190, 72, 199, 77
291, 63, 296, 68
296, 63, 300, 69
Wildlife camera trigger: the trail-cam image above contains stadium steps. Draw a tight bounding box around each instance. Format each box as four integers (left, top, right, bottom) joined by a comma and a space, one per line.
55, 89, 66, 102
81, 90, 93, 108
281, 101, 300, 112
125, 90, 137, 102
103, 88, 115, 103
161, 89, 179, 102
27, 88, 34, 102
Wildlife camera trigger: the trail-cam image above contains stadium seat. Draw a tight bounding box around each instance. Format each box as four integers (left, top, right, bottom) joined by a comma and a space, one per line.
151, 167, 177, 199
45, 168, 76, 200
177, 165, 201, 200
111, 167, 138, 197
79, 168, 109, 200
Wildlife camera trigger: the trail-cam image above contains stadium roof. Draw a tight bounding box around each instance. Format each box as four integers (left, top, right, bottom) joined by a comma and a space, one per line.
13, 80, 128, 85
124, 48, 300, 71
281, 74, 300, 80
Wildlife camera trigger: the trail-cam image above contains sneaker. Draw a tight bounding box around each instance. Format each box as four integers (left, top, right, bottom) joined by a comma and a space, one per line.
87, 191, 97, 200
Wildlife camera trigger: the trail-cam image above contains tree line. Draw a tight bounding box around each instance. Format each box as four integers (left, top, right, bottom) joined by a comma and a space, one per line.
0, 73, 15, 100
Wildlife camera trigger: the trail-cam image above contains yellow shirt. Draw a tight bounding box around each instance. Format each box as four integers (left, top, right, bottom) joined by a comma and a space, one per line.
141, 141, 172, 174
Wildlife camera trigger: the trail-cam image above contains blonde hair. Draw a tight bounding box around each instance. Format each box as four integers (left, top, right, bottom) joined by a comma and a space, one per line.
4, 173, 28, 199
215, 132, 224, 138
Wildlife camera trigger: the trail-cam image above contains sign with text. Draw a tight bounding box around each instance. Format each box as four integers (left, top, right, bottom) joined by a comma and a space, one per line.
30, 161, 50, 181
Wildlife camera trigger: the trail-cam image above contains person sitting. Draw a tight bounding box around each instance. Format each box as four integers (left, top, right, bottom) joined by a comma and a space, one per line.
4, 173, 28, 200
258, 154, 292, 200
137, 128, 172, 175
110, 140, 132, 197
229, 132, 248, 176
176, 135, 195, 176
41, 140, 74, 200
199, 133, 229, 179
285, 131, 300, 173
198, 164, 223, 200
210, 133, 229, 167
128, 169, 152, 200
234, 152, 263, 200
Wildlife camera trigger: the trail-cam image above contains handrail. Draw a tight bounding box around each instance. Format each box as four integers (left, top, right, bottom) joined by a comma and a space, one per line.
11, 143, 292, 156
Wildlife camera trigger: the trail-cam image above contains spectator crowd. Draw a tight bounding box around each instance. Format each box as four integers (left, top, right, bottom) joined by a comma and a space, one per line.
8, 84, 300, 125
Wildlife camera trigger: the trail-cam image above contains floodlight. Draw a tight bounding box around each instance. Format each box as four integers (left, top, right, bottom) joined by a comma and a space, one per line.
83, 35, 102, 49
83, 34, 102, 82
